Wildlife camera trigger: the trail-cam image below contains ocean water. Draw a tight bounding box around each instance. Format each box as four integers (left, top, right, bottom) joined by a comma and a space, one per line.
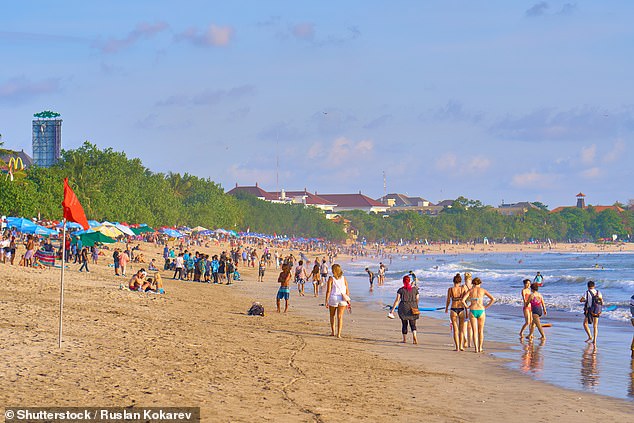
343, 252, 634, 401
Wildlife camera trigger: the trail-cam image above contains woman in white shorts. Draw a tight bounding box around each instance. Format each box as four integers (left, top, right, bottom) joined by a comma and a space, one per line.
325, 263, 350, 338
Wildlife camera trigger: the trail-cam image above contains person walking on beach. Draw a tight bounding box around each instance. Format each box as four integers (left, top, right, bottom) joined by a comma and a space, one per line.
525, 283, 547, 340
258, 257, 266, 282
320, 258, 329, 285
462, 277, 496, 353
295, 260, 308, 296
276, 264, 292, 313
310, 260, 321, 297
113, 248, 121, 276
173, 253, 184, 280
78, 246, 89, 272
388, 275, 419, 344
119, 249, 130, 277
580, 281, 603, 344
445, 273, 467, 351
325, 263, 350, 338
519, 279, 533, 338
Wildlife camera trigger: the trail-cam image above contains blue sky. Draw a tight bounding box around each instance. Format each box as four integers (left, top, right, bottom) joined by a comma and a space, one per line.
1, 1, 632, 209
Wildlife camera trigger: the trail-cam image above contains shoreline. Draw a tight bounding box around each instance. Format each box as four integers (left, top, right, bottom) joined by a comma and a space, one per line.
0, 241, 632, 422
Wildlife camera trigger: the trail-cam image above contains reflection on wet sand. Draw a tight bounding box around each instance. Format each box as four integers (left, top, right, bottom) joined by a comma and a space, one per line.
520, 338, 545, 374
627, 357, 634, 398
580, 343, 599, 391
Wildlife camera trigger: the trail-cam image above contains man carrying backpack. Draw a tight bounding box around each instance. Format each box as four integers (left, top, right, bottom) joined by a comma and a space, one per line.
580, 281, 603, 345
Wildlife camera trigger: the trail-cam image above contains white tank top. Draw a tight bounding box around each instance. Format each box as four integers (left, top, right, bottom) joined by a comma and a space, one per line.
331, 276, 346, 296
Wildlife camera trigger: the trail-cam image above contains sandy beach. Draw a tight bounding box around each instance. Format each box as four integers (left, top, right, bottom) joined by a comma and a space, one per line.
1, 241, 632, 422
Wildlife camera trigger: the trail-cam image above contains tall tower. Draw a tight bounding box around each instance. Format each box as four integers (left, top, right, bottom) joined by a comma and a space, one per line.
576, 192, 586, 209
32, 110, 62, 167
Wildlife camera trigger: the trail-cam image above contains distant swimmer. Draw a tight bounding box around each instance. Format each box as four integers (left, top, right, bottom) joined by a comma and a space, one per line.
533, 272, 544, 286
408, 270, 418, 287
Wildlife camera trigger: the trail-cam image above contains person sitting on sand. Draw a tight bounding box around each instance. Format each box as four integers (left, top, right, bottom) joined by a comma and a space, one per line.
149, 273, 164, 293
445, 273, 467, 351
462, 277, 496, 353
325, 264, 351, 339
128, 269, 148, 291
276, 263, 292, 313
148, 258, 158, 271
525, 283, 547, 340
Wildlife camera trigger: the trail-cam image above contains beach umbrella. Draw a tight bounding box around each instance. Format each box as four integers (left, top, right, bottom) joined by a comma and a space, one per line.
87, 220, 100, 228
78, 231, 116, 247
57, 221, 83, 230
192, 226, 208, 232
6, 217, 37, 232
131, 225, 156, 235
32, 225, 58, 236
114, 223, 135, 236
161, 228, 183, 238
93, 224, 124, 238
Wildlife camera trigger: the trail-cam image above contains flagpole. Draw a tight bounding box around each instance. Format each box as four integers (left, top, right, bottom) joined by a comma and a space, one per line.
58, 219, 66, 348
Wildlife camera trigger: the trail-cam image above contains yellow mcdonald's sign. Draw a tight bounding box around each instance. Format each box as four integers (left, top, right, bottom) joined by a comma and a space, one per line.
7, 157, 24, 171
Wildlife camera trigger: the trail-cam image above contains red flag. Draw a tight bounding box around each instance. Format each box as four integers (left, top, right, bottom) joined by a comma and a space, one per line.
62, 178, 89, 230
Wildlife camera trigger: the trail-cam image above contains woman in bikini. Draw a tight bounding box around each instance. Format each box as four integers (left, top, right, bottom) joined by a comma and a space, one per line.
462, 277, 496, 353
519, 279, 533, 338
463, 272, 474, 348
445, 273, 467, 351
525, 283, 547, 340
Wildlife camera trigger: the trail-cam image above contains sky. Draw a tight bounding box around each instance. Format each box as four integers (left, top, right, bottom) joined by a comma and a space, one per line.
1, 1, 633, 209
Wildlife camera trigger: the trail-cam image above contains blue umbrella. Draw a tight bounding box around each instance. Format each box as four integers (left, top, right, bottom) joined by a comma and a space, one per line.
57, 221, 84, 229
6, 217, 37, 232
161, 228, 183, 238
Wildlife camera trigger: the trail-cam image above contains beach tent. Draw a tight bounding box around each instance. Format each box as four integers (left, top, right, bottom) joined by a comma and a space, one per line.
78, 231, 116, 247
131, 225, 156, 235
6, 217, 37, 232
114, 223, 135, 237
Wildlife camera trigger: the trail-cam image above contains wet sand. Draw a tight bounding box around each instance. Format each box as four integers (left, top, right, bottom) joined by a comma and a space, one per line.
0, 241, 632, 422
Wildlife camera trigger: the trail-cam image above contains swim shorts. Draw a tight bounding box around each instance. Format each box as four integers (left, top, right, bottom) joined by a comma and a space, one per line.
277, 287, 290, 300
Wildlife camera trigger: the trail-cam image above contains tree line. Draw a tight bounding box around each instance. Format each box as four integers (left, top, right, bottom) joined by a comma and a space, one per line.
341, 197, 633, 243
0, 142, 345, 240
1, 142, 631, 243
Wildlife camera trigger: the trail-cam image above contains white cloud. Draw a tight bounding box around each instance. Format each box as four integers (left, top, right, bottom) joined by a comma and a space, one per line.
291, 23, 315, 40
466, 156, 492, 172
581, 167, 601, 179
435, 152, 457, 171
511, 171, 558, 189
580, 144, 596, 164
307, 137, 373, 167
435, 153, 490, 173
603, 139, 626, 163
177, 24, 233, 47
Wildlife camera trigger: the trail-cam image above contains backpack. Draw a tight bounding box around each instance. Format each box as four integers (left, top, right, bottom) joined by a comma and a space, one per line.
247, 302, 265, 316
586, 290, 603, 317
